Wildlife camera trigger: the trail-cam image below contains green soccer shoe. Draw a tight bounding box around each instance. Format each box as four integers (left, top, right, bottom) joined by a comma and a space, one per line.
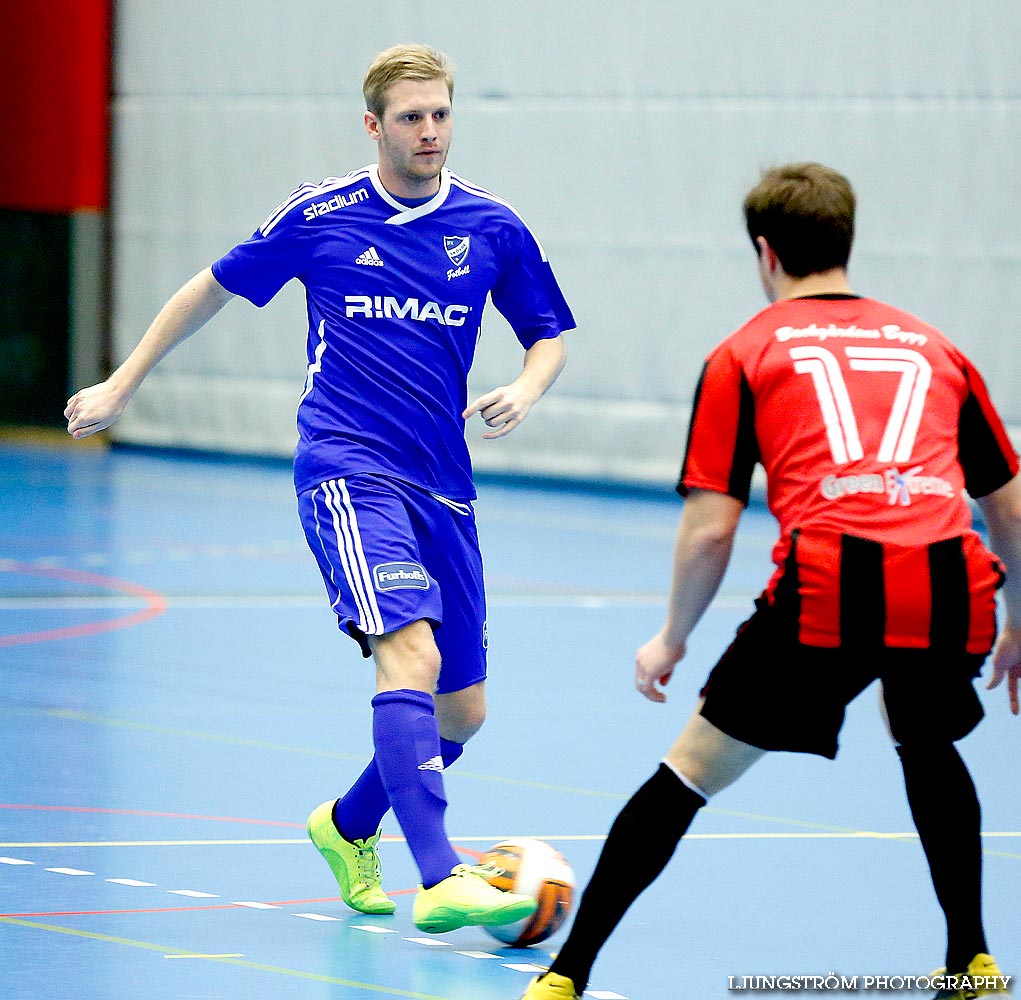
306, 799, 395, 915
412, 862, 537, 934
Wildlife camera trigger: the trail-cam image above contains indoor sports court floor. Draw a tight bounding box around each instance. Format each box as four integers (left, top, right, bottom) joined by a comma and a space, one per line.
1, 438, 1017, 999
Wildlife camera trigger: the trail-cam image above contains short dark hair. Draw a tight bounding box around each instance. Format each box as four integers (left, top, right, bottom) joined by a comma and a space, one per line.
743, 163, 856, 278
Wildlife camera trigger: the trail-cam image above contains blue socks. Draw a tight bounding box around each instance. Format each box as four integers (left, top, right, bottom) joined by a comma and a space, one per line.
336, 689, 461, 888
335, 732, 463, 843
334, 762, 391, 844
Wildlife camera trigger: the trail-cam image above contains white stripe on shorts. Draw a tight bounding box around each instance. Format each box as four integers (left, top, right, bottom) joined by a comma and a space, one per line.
312, 484, 363, 623
428, 492, 472, 516
319, 479, 384, 635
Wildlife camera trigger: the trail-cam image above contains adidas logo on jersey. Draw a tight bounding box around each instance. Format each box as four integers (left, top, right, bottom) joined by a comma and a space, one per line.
417, 756, 444, 772
355, 247, 385, 266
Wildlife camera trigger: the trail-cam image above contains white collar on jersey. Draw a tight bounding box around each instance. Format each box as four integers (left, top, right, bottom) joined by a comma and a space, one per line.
369, 164, 451, 225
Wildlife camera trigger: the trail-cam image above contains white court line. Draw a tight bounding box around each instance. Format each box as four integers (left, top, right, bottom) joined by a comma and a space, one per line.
4, 846, 637, 998
0, 592, 756, 611
405, 831, 1021, 842
4, 832, 1019, 850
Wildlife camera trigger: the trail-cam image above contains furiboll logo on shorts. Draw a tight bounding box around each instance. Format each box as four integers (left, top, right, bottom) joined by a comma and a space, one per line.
373, 562, 430, 591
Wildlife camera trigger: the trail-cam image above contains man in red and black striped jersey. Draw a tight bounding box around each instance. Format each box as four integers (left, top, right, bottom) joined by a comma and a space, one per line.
520, 164, 1020, 1000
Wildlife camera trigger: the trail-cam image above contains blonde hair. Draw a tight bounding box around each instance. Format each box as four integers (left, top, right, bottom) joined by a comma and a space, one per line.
363, 44, 454, 117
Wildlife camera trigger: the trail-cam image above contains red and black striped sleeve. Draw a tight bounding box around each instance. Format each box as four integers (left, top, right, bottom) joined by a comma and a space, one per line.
677, 344, 760, 505
958, 360, 1019, 498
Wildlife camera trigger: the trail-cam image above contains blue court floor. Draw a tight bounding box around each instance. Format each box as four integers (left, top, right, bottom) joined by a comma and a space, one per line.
0, 438, 1017, 999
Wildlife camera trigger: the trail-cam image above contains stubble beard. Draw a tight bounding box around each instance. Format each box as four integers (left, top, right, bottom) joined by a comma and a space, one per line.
404, 148, 447, 188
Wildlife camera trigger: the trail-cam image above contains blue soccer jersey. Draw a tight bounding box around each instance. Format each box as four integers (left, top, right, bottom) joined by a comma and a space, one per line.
212, 164, 575, 498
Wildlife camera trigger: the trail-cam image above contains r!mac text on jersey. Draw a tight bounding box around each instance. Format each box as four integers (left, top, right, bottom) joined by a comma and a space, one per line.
344, 295, 471, 326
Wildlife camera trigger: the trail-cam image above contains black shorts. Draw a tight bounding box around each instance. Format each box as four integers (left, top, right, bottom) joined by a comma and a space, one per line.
699, 601, 987, 760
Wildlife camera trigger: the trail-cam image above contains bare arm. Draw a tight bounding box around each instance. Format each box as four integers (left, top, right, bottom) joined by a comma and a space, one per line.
976, 473, 1021, 714
65, 267, 235, 439
635, 488, 744, 703
462, 334, 567, 440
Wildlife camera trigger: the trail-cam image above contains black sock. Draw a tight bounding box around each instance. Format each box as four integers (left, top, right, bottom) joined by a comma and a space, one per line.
895, 742, 987, 972
550, 764, 705, 991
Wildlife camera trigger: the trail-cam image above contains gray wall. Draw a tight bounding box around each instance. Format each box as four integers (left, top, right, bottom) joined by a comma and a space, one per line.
109, 1, 1021, 486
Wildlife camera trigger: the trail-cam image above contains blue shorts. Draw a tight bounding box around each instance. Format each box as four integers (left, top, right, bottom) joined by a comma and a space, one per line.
298, 474, 487, 695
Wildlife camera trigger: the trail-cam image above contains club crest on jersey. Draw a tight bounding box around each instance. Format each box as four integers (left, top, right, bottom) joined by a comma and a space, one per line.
444, 235, 470, 266
373, 561, 430, 591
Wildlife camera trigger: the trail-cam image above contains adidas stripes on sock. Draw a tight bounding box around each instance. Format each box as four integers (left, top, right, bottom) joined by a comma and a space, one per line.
370, 689, 460, 888
551, 763, 706, 992
896, 742, 987, 972
334, 737, 464, 844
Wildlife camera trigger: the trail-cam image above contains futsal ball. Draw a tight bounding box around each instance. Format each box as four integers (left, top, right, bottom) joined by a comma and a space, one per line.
479, 838, 575, 946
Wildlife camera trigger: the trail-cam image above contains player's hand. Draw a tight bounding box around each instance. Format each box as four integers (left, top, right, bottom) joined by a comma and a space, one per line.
463, 384, 536, 439
64, 381, 130, 439
987, 625, 1021, 715
635, 632, 687, 704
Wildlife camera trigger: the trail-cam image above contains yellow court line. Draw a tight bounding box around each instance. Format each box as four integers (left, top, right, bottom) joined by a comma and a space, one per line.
34, 708, 627, 799
24, 708, 1021, 848
41, 710, 371, 765
0, 917, 455, 1000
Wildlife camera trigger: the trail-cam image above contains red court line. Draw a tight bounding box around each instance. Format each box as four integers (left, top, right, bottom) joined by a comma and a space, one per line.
0, 892, 418, 919
2, 904, 263, 918
1, 806, 483, 847
0, 561, 167, 647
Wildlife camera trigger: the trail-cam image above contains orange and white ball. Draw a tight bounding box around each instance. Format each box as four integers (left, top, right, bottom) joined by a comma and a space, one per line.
480, 838, 575, 947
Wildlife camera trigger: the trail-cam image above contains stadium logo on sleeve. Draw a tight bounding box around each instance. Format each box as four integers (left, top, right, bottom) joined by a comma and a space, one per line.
373, 562, 430, 591
303, 187, 369, 221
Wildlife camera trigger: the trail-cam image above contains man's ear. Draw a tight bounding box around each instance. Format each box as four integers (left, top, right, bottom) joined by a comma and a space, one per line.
364, 110, 381, 141
756, 235, 777, 272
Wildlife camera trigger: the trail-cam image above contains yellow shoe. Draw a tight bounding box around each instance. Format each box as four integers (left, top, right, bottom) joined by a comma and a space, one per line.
518, 972, 581, 999
931, 953, 1010, 999
412, 862, 537, 934
306, 800, 395, 915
